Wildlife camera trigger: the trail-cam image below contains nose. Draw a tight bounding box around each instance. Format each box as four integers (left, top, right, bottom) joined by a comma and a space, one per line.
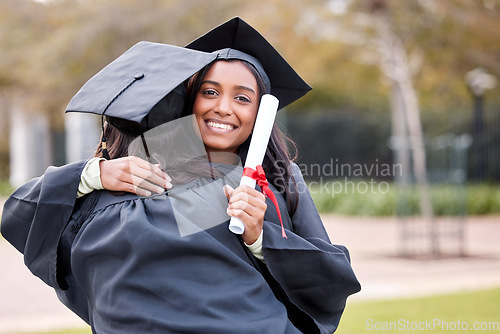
214, 96, 232, 116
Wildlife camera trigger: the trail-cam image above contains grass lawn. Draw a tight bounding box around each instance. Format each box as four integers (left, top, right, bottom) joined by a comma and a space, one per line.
337, 287, 500, 333
28, 288, 500, 334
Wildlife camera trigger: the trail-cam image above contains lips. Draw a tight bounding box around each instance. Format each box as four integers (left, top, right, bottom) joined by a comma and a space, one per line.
205, 119, 238, 131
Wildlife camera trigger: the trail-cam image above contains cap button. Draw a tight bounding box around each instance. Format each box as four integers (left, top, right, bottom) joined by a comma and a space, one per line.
134, 73, 145, 80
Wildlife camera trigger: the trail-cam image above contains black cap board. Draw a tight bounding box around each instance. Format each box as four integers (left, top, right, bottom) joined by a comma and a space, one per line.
185, 17, 312, 110
65, 41, 217, 135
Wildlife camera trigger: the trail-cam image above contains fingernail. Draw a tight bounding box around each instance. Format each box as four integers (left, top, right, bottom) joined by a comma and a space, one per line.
226, 207, 231, 215
165, 174, 172, 183
144, 191, 152, 197
165, 182, 173, 190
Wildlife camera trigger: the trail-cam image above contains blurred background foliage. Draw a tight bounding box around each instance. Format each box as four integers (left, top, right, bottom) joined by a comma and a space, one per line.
0, 0, 499, 192
309, 182, 500, 216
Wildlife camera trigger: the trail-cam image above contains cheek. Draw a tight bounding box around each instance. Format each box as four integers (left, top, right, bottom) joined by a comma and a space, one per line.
237, 114, 257, 142
244, 111, 258, 131
192, 92, 215, 116
192, 99, 203, 117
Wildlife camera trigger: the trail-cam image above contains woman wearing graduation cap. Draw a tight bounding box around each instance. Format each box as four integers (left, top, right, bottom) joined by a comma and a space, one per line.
1, 18, 360, 334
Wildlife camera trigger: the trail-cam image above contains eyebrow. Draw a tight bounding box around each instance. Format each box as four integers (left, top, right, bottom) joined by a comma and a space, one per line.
201, 80, 256, 94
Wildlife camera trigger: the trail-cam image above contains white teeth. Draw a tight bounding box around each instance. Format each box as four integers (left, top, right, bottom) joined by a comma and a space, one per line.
207, 121, 235, 130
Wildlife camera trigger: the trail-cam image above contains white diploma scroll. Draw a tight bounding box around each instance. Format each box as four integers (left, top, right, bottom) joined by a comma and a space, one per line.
229, 94, 280, 235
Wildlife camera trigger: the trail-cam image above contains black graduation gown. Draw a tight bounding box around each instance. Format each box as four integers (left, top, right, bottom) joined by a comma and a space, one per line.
1, 162, 360, 334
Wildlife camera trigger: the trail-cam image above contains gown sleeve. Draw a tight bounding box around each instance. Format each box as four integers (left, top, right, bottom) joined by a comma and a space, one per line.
261, 163, 361, 334
1, 160, 87, 289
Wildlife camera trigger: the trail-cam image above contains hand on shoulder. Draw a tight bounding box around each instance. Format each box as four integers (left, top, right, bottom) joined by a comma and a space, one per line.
99, 156, 172, 197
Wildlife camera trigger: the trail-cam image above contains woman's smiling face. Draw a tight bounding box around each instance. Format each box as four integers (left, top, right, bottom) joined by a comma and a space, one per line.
193, 60, 259, 154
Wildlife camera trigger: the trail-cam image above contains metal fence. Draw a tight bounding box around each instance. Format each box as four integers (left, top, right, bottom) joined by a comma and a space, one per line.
285, 110, 483, 259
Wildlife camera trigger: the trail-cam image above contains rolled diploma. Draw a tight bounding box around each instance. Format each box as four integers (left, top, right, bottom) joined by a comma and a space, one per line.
229, 94, 279, 235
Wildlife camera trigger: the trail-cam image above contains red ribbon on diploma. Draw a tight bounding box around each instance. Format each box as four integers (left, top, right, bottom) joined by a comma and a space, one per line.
242, 165, 287, 239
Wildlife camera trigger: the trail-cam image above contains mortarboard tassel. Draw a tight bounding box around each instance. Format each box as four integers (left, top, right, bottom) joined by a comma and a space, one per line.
100, 115, 111, 160
101, 135, 111, 160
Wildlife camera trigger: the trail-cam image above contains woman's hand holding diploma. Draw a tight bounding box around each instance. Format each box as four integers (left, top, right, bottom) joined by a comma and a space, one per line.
228, 94, 280, 237
224, 184, 267, 245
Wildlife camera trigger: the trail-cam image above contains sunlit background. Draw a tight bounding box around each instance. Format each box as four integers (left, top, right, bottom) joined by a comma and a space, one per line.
0, 0, 499, 333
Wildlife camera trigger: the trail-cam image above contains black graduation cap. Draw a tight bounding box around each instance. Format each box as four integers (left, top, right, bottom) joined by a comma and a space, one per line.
185, 17, 312, 110
65, 41, 217, 158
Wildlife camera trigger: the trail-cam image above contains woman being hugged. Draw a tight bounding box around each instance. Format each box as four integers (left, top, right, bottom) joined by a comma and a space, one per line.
2, 18, 360, 334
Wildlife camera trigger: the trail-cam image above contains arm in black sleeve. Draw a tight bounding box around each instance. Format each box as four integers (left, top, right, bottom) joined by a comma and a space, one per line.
1, 160, 87, 288
261, 163, 361, 334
